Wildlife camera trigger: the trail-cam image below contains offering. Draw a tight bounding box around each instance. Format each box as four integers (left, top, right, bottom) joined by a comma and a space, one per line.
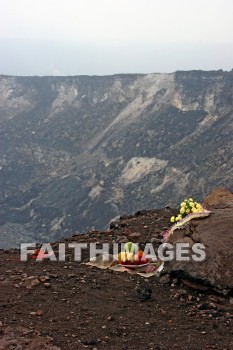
118, 244, 149, 268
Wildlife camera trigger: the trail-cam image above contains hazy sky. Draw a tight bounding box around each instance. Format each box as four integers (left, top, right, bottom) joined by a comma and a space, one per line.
1, 0, 233, 75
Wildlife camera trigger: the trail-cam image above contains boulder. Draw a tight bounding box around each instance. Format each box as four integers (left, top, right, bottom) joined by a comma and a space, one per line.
163, 188, 233, 294
202, 187, 233, 209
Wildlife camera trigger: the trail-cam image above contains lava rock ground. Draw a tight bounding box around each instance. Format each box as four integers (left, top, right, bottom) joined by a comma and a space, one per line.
0, 208, 233, 349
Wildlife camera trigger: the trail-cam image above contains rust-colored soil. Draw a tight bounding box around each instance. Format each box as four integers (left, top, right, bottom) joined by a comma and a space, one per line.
0, 208, 232, 349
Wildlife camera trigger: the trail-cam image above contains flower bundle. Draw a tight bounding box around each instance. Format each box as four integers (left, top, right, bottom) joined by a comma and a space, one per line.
162, 198, 210, 242
170, 198, 204, 223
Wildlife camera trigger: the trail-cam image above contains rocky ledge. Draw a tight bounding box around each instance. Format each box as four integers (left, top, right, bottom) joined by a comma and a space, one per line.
164, 188, 233, 294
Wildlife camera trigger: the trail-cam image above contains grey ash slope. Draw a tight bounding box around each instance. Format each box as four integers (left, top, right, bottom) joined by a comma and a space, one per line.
0, 71, 232, 247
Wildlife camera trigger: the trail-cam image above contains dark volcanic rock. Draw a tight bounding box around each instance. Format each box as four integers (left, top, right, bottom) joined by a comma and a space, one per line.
164, 190, 233, 293
135, 280, 152, 301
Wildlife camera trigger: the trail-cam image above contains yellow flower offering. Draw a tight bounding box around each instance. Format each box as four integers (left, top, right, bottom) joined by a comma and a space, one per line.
170, 197, 205, 223
170, 216, 175, 223
176, 214, 182, 221
180, 207, 186, 214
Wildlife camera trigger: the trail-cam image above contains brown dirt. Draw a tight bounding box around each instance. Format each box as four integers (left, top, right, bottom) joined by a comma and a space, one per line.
0, 208, 233, 349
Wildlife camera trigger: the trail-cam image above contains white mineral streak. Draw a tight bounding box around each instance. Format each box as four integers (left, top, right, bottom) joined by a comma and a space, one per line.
119, 157, 168, 185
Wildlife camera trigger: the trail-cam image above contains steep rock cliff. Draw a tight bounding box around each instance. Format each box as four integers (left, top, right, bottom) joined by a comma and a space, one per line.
0, 71, 232, 247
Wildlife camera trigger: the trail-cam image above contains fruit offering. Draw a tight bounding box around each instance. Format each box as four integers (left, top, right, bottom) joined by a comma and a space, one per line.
118, 249, 149, 266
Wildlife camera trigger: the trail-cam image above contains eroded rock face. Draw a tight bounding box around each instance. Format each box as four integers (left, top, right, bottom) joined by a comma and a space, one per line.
164, 190, 233, 293
0, 71, 233, 246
